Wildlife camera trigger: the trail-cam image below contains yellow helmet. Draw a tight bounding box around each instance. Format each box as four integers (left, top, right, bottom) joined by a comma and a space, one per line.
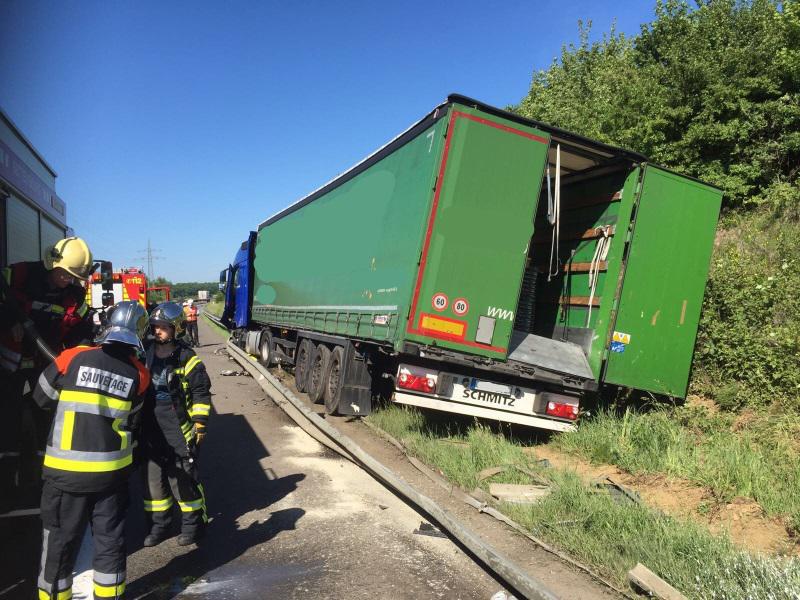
43, 237, 93, 281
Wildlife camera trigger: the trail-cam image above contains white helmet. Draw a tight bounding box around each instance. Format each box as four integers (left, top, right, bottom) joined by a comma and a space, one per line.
187, 299, 194, 306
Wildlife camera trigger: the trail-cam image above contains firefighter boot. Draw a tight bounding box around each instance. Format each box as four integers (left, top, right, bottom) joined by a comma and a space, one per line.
143, 527, 171, 547
177, 521, 205, 547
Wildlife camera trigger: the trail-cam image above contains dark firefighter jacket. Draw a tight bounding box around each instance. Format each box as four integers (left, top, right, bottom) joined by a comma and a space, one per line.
0, 261, 92, 372
33, 344, 149, 493
143, 340, 211, 458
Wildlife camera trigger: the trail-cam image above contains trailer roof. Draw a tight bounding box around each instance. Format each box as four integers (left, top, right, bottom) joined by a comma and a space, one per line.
259, 94, 650, 230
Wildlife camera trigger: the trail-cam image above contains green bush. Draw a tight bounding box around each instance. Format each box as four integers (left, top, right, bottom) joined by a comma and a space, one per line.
514, 0, 800, 210
512, 0, 800, 409
693, 213, 800, 409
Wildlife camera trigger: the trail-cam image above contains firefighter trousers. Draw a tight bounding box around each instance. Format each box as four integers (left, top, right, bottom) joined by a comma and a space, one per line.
38, 479, 128, 600
186, 321, 199, 347
142, 452, 206, 536
0, 369, 49, 508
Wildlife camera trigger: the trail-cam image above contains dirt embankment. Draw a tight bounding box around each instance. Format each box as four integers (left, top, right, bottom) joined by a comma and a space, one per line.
529, 444, 797, 556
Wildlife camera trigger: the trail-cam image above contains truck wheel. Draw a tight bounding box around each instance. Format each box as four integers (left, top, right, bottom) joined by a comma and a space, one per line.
308, 344, 331, 404
259, 331, 275, 367
323, 346, 344, 415
295, 339, 313, 392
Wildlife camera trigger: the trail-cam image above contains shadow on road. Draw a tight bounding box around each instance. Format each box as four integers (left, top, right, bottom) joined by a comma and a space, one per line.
126, 407, 306, 599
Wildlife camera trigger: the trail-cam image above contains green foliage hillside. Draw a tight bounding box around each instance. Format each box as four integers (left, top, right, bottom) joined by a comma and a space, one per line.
512, 0, 800, 409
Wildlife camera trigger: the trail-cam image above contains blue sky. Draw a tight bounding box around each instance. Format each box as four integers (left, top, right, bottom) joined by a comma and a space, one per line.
0, 1, 655, 282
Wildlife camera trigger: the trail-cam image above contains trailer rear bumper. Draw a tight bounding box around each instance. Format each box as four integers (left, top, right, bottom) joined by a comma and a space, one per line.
392, 391, 577, 432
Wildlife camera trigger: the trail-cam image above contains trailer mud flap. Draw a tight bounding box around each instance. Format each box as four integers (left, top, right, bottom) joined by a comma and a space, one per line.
332, 341, 372, 416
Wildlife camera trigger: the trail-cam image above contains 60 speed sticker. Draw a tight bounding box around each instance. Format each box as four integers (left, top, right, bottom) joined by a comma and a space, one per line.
453, 298, 469, 316
432, 293, 448, 311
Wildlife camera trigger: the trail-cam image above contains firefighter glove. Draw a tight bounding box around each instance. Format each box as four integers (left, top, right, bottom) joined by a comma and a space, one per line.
194, 423, 207, 445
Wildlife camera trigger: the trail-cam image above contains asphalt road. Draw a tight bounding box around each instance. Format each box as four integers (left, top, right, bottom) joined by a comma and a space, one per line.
125, 319, 507, 599
1, 317, 611, 599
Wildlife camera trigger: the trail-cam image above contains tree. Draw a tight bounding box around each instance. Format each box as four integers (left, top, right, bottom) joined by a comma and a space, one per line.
514, 0, 800, 211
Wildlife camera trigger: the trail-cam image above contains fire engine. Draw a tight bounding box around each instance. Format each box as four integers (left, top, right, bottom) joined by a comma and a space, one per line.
85, 267, 170, 309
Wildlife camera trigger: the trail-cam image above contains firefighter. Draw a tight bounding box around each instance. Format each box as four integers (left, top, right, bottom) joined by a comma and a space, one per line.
0, 236, 94, 512
34, 301, 149, 600
183, 299, 199, 347
142, 301, 211, 547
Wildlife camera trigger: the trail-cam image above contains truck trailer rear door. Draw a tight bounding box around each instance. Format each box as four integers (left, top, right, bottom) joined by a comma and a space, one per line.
405, 105, 550, 359
602, 165, 722, 397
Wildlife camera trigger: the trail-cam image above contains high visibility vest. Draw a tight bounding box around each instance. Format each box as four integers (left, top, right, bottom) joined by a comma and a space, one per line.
184, 305, 198, 322
34, 345, 149, 493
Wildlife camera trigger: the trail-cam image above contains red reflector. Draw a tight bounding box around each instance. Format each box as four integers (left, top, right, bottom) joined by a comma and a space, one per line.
397, 372, 437, 393
546, 401, 579, 420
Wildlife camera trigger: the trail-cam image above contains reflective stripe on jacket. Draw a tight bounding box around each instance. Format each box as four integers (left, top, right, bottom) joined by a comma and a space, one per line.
144, 341, 212, 452
34, 345, 149, 493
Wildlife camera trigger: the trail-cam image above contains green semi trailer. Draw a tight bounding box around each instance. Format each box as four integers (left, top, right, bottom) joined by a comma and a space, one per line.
224, 94, 722, 431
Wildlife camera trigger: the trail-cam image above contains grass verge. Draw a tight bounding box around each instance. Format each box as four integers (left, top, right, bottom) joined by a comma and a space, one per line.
555, 405, 800, 532
201, 302, 229, 340
366, 405, 800, 599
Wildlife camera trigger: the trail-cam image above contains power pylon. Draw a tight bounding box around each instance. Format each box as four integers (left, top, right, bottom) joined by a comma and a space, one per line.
136, 239, 163, 281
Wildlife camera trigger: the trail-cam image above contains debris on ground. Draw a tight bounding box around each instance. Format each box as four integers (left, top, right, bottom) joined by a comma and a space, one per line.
490, 591, 518, 600
627, 563, 687, 600
477, 466, 506, 481
220, 369, 250, 377
477, 465, 550, 486
489, 483, 551, 505
470, 488, 494, 505
413, 521, 447, 538
594, 476, 642, 505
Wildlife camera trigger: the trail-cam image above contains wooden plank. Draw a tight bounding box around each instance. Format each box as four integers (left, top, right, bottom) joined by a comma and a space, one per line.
626, 563, 687, 600
532, 261, 607, 274
549, 296, 601, 307
477, 466, 507, 481
532, 224, 616, 244
489, 483, 551, 505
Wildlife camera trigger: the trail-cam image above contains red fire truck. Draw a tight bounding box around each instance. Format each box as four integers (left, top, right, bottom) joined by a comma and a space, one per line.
85, 267, 170, 309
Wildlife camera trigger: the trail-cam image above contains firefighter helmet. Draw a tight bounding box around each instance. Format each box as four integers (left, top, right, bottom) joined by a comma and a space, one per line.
149, 301, 187, 339
98, 301, 149, 348
43, 237, 93, 281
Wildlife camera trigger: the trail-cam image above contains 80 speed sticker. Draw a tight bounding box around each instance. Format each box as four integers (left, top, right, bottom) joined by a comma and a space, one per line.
453, 298, 469, 316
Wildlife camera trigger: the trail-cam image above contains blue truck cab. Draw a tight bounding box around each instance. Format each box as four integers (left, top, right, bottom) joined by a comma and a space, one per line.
220, 231, 256, 330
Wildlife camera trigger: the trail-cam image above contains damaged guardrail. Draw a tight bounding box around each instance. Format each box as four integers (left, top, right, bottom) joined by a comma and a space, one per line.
225, 340, 560, 600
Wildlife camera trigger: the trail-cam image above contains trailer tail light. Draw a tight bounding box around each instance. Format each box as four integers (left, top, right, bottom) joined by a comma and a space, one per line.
545, 401, 579, 420
397, 365, 438, 394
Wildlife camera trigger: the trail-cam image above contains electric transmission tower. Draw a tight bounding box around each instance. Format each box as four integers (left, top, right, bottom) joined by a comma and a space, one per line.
136, 239, 164, 281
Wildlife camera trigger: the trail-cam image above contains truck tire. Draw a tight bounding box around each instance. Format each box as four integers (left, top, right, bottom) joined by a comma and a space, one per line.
308, 343, 331, 404
295, 338, 313, 392
259, 331, 275, 367
323, 346, 344, 415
